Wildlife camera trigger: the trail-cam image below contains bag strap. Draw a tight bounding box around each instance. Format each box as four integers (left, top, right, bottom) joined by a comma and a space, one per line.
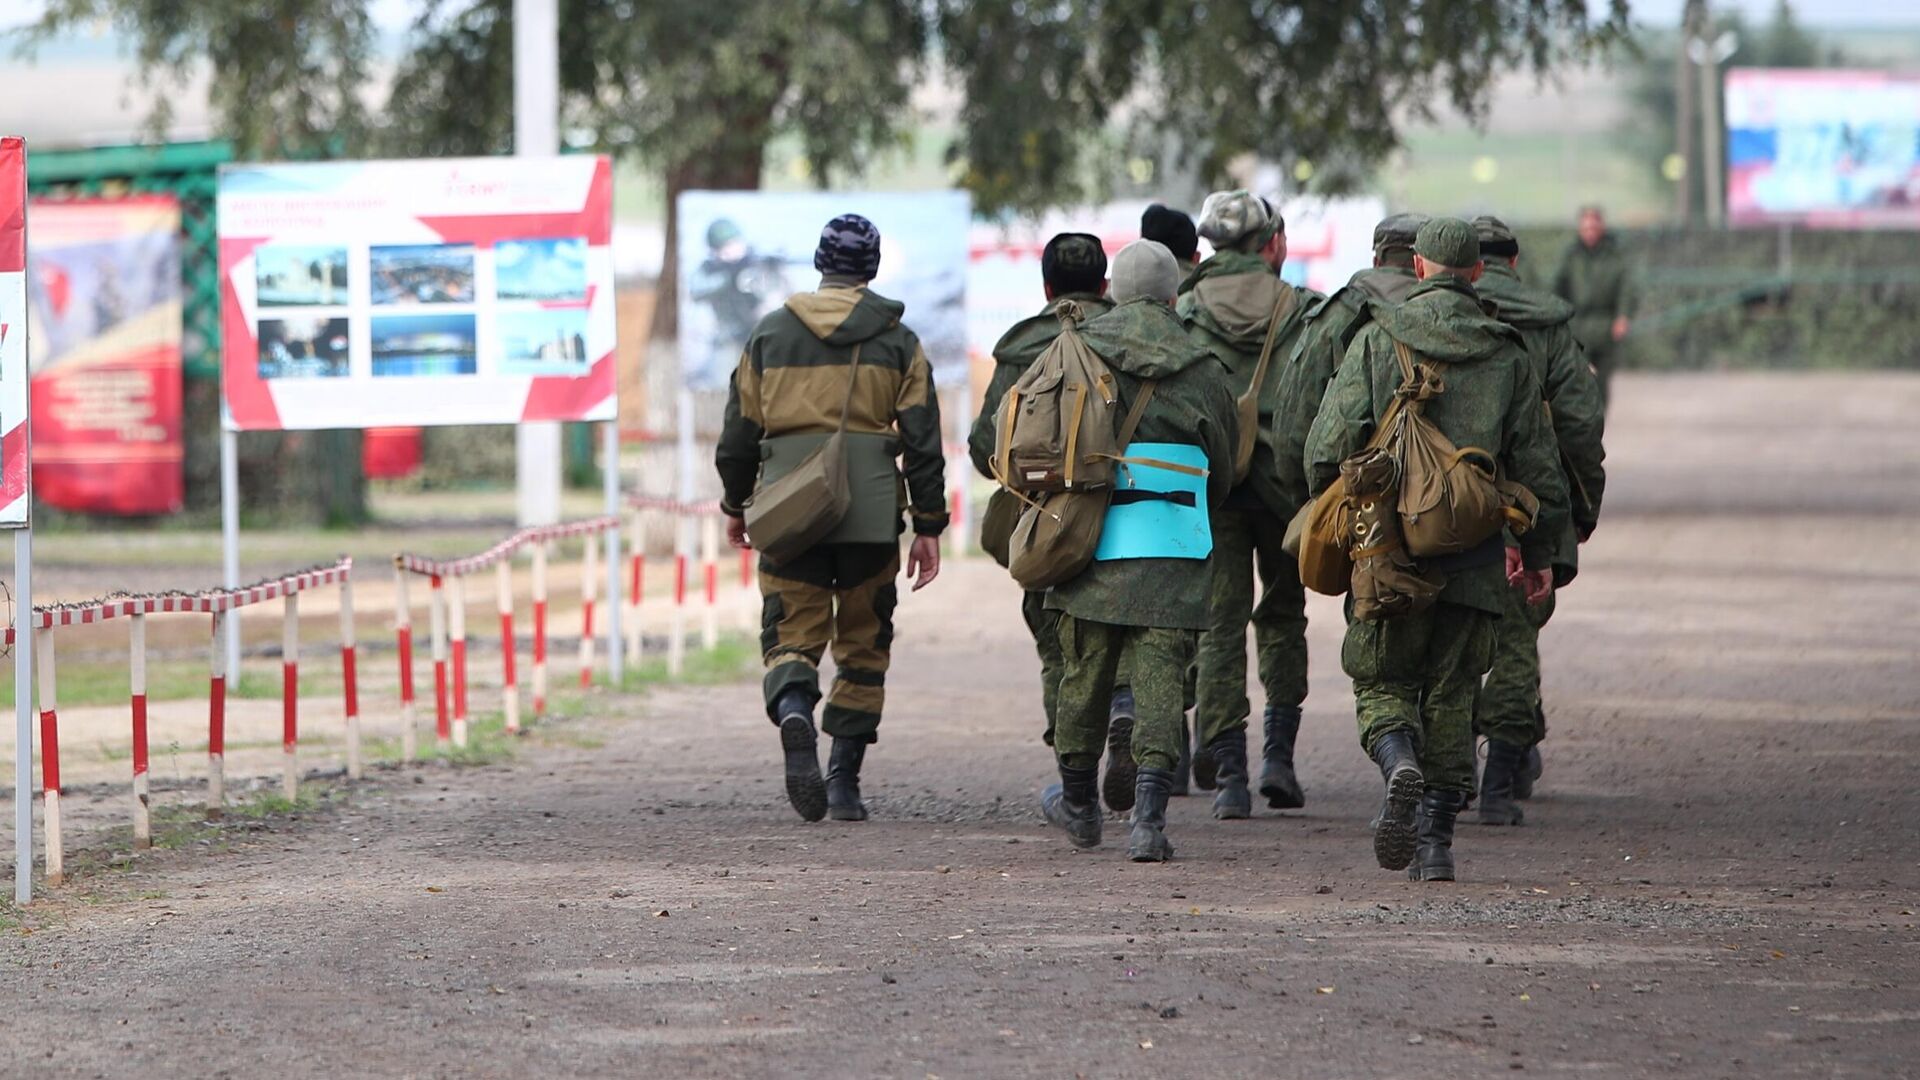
1096, 378, 1208, 479
833, 342, 864, 436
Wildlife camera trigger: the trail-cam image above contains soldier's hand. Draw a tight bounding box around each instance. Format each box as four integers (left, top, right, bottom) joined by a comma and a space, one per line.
906, 534, 941, 592
1504, 546, 1525, 587
725, 515, 750, 550
1520, 568, 1553, 606
1611, 315, 1630, 342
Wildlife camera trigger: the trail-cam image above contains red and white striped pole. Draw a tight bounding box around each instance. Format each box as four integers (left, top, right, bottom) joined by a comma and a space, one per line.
393, 564, 418, 764
497, 560, 520, 734
340, 574, 362, 780
430, 574, 450, 749
737, 543, 755, 631
701, 514, 720, 651
626, 508, 645, 666
449, 573, 469, 748
37, 627, 63, 886
532, 541, 549, 719
579, 529, 599, 688
130, 613, 151, 848
208, 610, 227, 817
948, 486, 966, 562
282, 592, 300, 799
669, 517, 688, 677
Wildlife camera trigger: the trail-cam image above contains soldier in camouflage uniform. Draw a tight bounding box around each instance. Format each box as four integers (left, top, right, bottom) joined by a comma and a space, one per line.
1469, 216, 1607, 825
968, 233, 1114, 750
1305, 218, 1568, 882
1551, 206, 1640, 409
1177, 190, 1323, 820
1039, 240, 1238, 862
717, 214, 947, 824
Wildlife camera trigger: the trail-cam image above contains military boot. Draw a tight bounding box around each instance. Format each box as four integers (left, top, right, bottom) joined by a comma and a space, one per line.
1207, 730, 1252, 820
1041, 764, 1103, 849
1191, 726, 1218, 791
775, 691, 827, 823
1127, 767, 1176, 863
1477, 738, 1527, 826
1409, 789, 1470, 881
1257, 704, 1307, 810
825, 738, 869, 822
1170, 717, 1193, 797
1369, 731, 1424, 871
1513, 705, 1545, 799
1102, 688, 1138, 813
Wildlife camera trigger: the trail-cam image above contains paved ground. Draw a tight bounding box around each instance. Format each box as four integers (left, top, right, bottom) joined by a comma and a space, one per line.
2, 373, 1918, 1079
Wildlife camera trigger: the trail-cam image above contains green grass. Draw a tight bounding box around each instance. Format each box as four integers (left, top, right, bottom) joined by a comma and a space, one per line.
619, 636, 759, 692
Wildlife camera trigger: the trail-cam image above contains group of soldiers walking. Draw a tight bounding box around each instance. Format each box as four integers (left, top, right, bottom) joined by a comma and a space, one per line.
717, 198, 1626, 881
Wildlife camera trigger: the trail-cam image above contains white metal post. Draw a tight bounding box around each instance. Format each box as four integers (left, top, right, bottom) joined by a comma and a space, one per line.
513, 0, 563, 527
603, 422, 623, 686
220, 426, 241, 679
14, 528, 32, 904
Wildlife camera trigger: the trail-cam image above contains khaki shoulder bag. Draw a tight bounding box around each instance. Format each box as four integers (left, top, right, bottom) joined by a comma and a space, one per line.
744, 344, 863, 566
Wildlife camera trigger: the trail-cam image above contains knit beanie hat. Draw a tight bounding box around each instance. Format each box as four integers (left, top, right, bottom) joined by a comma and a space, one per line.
1109, 239, 1181, 304
814, 213, 882, 279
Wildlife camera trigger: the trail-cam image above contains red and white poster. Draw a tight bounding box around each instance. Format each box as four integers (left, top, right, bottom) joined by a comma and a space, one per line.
217, 155, 617, 431
26, 196, 183, 515
0, 137, 30, 528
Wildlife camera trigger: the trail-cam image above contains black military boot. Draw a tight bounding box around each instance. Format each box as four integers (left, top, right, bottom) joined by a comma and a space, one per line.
1170, 717, 1193, 797
1257, 704, 1307, 810
1369, 731, 1424, 871
1409, 789, 1470, 881
775, 691, 827, 823
1102, 688, 1138, 813
1207, 730, 1252, 820
1127, 767, 1176, 863
1477, 738, 1528, 826
1190, 725, 1218, 791
1514, 744, 1543, 800
825, 737, 869, 822
1041, 763, 1103, 849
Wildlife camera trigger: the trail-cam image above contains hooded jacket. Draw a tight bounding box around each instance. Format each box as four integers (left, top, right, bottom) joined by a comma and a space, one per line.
1305, 274, 1569, 615
1044, 298, 1239, 630
968, 292, 1114, 480
1550, 233, 1640, 356
1268, 263, 1421, 515
716, 283, 948, 538
1175, 250, 1322, 518
1478, 260, 1607, 582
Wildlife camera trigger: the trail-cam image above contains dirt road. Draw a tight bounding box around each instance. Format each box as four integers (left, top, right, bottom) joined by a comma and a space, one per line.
3, 373, 1918, 1078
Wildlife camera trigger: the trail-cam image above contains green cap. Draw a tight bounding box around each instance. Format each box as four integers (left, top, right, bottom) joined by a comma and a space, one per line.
1472, 215, 1517, 247
1372, 212, 1428, 254
1414, 216, 1480, 268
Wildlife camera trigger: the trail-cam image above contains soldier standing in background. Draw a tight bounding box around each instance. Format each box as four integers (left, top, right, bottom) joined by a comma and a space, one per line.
1469, 216, 1607, 825
1141, 204, 1200, 272
1178, 190, 1322, 820
1551, 205, 1639, 409
717, 214, 948, 824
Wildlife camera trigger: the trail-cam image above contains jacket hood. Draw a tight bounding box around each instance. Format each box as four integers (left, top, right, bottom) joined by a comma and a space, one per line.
784, 285, 905, 345
1377, 275, 1523, 365
1079, 298, 1217, 378
1180, 252, 1297, 348
1347, 264, 1421, 305
990, 293, 1111, 358
1476, 262, 1574, 330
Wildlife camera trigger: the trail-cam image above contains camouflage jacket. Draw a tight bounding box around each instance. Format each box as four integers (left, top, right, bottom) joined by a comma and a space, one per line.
716, 284, 948, 536
968, 292, 1114, 480
1268, 265, 1420, 516
1477, 261, 1608, 582
1550, 234, 1640, 354
1045, 299, 1238, 631
1306, 275, 1569, 614
1175, 251, 1322, 517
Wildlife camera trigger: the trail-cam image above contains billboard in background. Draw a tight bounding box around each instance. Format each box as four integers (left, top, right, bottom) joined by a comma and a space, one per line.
217, 156, 617, 430
26, 196, 182, 515
0, 137, 28, 527
677, 190, 971, 392
1726, 67, 1920, 228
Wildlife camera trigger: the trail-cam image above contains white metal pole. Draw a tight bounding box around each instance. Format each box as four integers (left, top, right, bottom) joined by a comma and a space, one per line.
220, 426, 242, 679
513, 0, 563, 527
603, 422, 623, 685
13, 528, 31, 904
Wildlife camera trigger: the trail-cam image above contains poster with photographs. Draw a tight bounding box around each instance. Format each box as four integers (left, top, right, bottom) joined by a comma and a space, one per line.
676, 190, 971, 392
217, 155, 615, 431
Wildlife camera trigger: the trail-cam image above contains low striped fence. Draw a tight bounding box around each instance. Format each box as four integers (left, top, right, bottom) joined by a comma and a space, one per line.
23, 559, 358, 885
623, 494, 758, 676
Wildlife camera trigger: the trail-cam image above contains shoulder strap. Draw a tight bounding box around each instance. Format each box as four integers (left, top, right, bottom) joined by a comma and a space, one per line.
1116, 379, 1158, 449
834, 342, 864, 435
1243, 283, 1295, 404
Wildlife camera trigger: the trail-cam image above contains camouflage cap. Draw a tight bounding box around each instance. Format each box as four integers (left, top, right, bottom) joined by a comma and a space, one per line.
1471, 214, 1516, 246
1414, 216, 1481, 268
1372, 212, 1428, 254
1041, 232, 1107, 291
1197, 189, 1277, 251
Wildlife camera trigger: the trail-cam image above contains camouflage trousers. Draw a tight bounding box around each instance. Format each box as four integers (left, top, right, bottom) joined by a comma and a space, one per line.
1053, 614, 1194, 774
1194, 503, 1309, 746
758, 542, 899, 743
1022, 590, 1064, 746
1474, 578, 1556, 748
1342, 601, 1495, 795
